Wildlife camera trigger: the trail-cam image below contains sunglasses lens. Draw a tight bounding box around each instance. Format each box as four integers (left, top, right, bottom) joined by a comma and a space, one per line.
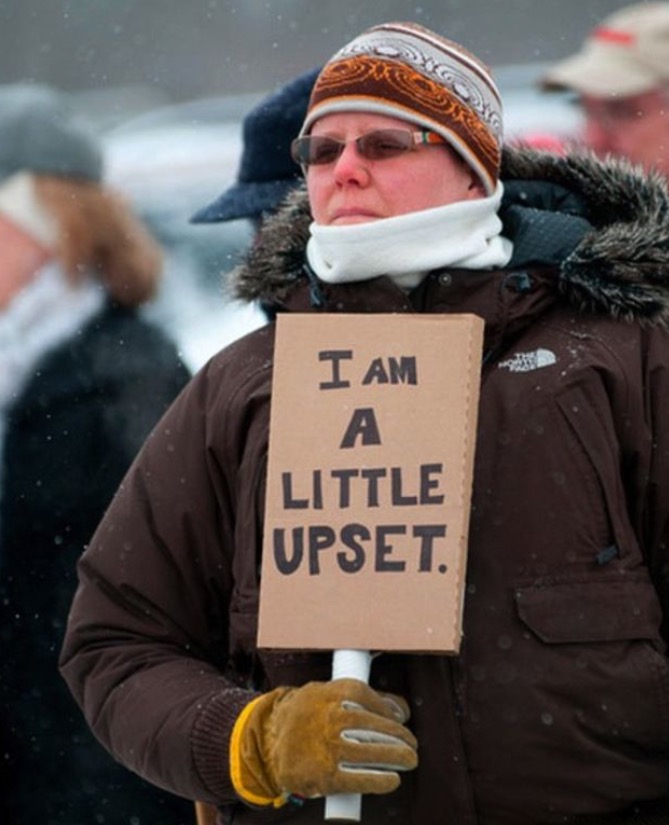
291, 129, 421, 166
291, 136, 343, 166
359, 130, 414, 160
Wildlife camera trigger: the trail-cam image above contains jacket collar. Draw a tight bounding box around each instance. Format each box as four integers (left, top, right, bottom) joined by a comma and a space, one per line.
233, 145, 669, 326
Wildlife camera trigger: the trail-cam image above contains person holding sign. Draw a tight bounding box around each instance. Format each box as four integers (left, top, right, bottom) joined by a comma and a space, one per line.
61, 20, 669, 825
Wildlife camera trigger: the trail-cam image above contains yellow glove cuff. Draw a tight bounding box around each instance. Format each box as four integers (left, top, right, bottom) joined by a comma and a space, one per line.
230, 696, 287, 809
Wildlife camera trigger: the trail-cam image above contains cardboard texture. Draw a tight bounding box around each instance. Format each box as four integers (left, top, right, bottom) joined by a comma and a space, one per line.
257, 313, 484, 654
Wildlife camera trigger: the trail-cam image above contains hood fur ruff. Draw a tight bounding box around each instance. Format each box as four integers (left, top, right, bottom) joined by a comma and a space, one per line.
233, 145, 669, 326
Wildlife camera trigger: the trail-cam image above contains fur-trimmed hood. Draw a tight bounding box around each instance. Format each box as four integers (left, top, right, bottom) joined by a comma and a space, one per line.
233, 145, 669, 325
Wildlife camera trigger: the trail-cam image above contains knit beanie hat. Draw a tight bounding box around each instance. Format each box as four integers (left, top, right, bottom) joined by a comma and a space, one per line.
299, 22, 503, 195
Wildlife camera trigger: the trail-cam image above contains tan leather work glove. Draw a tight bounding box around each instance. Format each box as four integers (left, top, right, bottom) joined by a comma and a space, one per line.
229, 678, 418, 808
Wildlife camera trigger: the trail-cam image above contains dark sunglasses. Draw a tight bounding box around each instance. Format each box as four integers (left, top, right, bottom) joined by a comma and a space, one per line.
290, 128, 446, 167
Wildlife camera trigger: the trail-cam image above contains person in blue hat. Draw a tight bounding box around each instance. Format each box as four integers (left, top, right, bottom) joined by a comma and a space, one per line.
191, 67, 320, 233
190, 68, 321, 355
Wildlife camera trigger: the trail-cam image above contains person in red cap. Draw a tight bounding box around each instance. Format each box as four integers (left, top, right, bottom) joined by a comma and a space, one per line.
542, 2, 669, 177
61, 20, 669, 825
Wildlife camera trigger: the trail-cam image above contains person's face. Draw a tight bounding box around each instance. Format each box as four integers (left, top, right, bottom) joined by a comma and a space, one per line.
580, 88, 669, 176
0, 214, 52, 308
306, 112, 485, 226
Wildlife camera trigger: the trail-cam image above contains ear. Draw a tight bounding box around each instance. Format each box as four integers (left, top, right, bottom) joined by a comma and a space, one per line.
466, 171, 486, 199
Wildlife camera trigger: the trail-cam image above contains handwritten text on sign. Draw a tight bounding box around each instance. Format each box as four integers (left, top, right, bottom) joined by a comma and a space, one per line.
258, 313, 483, 653
274, 349, 449, 577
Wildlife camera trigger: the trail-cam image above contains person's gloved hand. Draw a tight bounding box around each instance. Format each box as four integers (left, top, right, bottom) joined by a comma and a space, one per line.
229, 678, 418, 807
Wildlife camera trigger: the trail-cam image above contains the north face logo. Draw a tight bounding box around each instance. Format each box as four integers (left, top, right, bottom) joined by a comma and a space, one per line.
498, 348, 557, 373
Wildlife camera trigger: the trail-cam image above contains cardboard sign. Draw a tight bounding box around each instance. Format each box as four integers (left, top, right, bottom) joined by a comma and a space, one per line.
257, 313, 484, 653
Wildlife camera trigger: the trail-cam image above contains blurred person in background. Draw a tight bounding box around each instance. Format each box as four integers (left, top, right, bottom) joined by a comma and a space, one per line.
61, 19, 669, 825
191, 66, 320, 236
0, 83, 192, 824
182, 68, 320, 378
542, 2, 669, 178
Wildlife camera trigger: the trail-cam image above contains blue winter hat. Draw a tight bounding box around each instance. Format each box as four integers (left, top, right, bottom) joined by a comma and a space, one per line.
0, 83, 103, 183
191, 67, 319, 224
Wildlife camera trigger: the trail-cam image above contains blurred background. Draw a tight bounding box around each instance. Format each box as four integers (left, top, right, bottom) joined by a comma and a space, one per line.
2, 0, 635, 104
0, 0, 638, 369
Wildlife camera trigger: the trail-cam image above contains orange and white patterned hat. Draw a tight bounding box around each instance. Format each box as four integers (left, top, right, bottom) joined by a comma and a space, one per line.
299, 21, 503, 195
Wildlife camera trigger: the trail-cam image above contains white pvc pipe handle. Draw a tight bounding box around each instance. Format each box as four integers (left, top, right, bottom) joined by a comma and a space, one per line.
331, 648, 372, 682
324, 649, 372, 822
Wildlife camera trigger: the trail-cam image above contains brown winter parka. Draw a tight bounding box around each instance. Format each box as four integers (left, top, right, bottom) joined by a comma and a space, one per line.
60, 147, 669, 825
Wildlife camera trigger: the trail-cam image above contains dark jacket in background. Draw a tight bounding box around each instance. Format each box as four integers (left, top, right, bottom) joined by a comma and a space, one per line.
61, 148, 669, 825
0, 302, 193, 824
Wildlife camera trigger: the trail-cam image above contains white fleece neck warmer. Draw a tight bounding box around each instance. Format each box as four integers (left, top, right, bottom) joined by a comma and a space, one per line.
306, 181, 513, 289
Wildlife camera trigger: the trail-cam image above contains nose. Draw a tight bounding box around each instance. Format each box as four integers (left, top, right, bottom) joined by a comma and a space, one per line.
331, 140, 370, 186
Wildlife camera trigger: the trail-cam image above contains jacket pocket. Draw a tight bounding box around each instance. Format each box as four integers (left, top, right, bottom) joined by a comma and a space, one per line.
515, 577, 669, 749
515, 579, 663, 644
